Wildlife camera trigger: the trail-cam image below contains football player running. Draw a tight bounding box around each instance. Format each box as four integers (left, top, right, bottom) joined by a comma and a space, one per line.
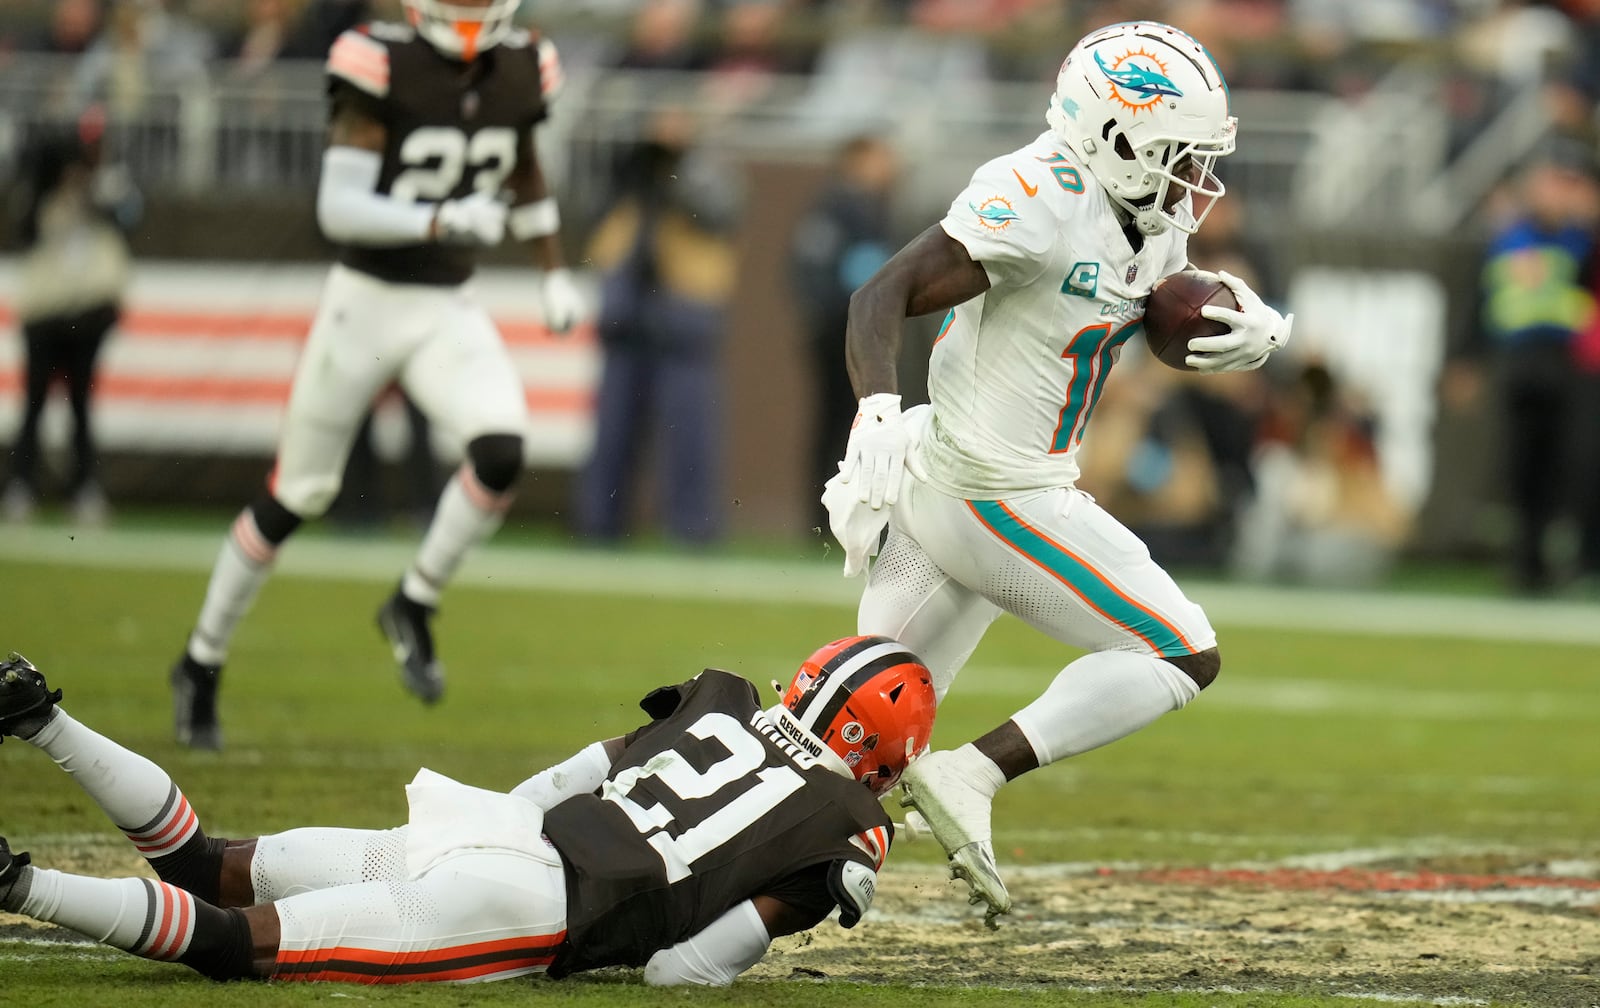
170, 0, 586, 748
0, 637, 934, 985
824, 22, 1292, 923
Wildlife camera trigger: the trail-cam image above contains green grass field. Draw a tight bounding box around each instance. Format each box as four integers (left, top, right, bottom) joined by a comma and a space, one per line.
1, 520, 1597, 1007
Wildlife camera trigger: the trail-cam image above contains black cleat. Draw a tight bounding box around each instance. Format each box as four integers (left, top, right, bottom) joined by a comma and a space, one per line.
0, 835, 31, 893
0, 653, 62, 742
377, 588, 444, 705
171, 653, 223, 750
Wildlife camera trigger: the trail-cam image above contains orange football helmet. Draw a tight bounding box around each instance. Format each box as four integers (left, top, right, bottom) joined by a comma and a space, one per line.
781, 636, 936, 796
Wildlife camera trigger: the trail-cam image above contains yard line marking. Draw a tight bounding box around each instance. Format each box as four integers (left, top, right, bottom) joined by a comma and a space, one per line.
3, 525, 1600, 645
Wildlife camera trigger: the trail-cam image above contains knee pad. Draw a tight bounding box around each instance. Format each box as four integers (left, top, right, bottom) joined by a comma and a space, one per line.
247, 493, 304, 546
466, 433, 524, 495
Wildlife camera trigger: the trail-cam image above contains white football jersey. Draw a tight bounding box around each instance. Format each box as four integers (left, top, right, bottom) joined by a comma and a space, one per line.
919, 131, 1190, 498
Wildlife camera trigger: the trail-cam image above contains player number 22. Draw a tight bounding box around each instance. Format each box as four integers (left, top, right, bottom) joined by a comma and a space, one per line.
390, 126, 517, 203
603, 712, 805, 883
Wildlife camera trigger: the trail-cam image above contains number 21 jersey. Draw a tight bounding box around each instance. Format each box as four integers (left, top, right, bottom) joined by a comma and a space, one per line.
542, 670, 893, 977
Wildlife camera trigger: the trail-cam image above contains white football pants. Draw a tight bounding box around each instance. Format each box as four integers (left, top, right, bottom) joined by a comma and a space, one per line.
860, 474, 1216, 700
272, 264, 527, 516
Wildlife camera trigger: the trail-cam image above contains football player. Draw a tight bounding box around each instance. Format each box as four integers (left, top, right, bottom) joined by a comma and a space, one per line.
0, 637, 935, 985
169, 0, 586, 748
823, 22, 1292, 922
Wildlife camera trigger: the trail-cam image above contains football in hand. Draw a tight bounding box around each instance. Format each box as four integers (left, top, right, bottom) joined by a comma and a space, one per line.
1142, 269, 1239, 372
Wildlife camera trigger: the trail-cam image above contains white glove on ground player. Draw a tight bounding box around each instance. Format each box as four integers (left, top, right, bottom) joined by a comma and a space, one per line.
1187, 269, 1293, 373
838, 393, 908, 510
432, 190, 508, 247
537, 267, 584, 334
822, 468, 889, 577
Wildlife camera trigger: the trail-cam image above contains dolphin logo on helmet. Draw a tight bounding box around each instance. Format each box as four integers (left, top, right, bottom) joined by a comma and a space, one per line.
1093, 50, 1184, 104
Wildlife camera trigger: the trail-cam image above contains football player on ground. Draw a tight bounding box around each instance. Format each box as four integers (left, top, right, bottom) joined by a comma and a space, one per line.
823, 22, 1292, 923
0, 637, 934, 985
168, 0, 585, 748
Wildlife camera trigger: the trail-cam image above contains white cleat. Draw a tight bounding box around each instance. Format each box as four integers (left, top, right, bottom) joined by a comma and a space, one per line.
899, 750, 1013, 926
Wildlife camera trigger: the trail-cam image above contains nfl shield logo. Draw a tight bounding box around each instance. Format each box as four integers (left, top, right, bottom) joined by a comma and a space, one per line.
1126, 265, 1139, 285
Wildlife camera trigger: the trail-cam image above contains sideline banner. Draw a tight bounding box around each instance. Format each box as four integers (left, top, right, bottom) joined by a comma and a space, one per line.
0, 259, 599, 468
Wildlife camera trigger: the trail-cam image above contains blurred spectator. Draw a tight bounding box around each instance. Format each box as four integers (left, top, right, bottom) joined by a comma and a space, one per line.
575, 106, 742, 545
283, 0, 371, 61
1576, 299, 1600, 589
1475, 138, 1600, 593
788, 134, 898, 529
71, 0, 214, 121
699, 0, 810, 118
1231, 362, 1410, 587
614, 0, 707, 71
1078, 348, 1266, 573
3, 110, 141, 526
15, 0, 106, 56
791, 2, 994, 144
217, 0, 322, 185
221, 0, 301, 71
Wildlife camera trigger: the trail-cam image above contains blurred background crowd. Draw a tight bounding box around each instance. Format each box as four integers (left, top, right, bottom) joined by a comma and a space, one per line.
3, 0, 1600, 597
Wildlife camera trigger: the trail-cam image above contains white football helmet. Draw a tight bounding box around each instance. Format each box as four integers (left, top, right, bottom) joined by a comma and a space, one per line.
1046, 21, 1236, 235
404, 0, 520, 61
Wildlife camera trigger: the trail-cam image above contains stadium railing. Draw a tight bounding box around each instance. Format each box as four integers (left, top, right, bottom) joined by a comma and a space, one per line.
0, 53, 1545, 238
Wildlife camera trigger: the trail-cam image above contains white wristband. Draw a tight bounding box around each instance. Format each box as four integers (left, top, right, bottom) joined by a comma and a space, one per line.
508, 197, 560, 241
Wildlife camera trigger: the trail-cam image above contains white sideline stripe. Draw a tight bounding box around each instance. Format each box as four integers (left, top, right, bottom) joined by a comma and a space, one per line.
3, 525, 1600, 645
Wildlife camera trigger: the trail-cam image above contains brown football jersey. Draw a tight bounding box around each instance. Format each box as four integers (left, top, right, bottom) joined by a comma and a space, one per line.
324, 22, 559, 285
542, 670, 893, 977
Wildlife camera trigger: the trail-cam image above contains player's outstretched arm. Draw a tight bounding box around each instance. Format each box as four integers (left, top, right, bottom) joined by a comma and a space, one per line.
509, 736, 625, 809
509, 133, 583, 333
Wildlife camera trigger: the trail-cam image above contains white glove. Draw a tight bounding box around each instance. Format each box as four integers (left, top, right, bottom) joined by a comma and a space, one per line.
838, 393, 908, 510
431, 190, 508, 247
1187, 269, 1293, 373
537, 267, 584, 334
822, 468, 889, 577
